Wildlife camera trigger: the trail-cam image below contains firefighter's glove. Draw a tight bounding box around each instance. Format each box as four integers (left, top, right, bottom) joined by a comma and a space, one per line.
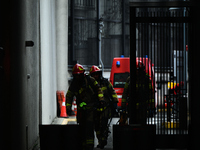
79, 102, 87, 110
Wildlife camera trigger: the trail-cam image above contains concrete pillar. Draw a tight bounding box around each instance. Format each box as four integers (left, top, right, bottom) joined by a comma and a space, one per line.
55, 0, 69, 93
40, 0, 57, 124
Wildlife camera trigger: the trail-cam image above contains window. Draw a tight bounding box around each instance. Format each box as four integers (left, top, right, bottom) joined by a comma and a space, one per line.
114, 73, 129, 88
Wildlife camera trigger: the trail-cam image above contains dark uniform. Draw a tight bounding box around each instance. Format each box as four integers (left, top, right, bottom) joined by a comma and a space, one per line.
170, 81, 184, 115
89, 65, 118, 149
66, 64, 104, 150
121, 61, 154, 125
121, 76, 130, 109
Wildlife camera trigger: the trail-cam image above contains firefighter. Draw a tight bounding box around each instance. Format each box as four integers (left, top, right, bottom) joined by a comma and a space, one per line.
121, 61, 154, 125
171, 81, 184, 96
170, 81, 184, 117
119, 76, 130, 125
65, 63, 104, 150
89, 65, 118, 149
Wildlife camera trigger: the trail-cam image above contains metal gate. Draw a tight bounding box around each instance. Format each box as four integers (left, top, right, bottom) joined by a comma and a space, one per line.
129, 2, 191, 149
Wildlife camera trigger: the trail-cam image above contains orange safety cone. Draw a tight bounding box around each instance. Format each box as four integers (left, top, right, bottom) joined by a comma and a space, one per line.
60, 97, 68, 118
57, 91, 62, 111
60, 91, 65, 101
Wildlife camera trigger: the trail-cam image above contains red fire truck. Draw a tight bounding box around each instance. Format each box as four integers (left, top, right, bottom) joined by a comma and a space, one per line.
110, 56, 157, 109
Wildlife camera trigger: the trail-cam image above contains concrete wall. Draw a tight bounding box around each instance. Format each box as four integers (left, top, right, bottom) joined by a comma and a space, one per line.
1, 0, 69, 149
24, 1, 40, 149
0, 0, 40, 149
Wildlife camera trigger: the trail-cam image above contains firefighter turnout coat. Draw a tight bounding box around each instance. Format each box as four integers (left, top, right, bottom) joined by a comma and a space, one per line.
66, 75, 104, 121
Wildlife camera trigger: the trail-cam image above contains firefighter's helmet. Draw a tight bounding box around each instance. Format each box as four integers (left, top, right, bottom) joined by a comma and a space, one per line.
89, 65, 101, 75
72, 63, 85, 74
136, 60, 145, 69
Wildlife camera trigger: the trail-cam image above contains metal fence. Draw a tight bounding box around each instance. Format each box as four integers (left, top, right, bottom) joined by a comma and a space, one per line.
129, 1, 191, 144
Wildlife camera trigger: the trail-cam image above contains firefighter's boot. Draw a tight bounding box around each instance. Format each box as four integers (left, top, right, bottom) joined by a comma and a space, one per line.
97, 138, 107, 149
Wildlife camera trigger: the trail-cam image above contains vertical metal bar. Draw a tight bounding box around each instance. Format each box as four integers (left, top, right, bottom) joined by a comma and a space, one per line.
175, 10, 178, 134
154, 12, 156, 128
172, 11, 175, 135
166, 13, 170, 133
97, 0, 100, 65
179, 17, 182, 135
150, 11, 153, 125
80, 19, 82, 44
159, 20, 162, 135
168, 11, 172, 135
139, 20, 141, 57
137, 21, 139, 58
71, 0, 74, 62
177, 11, 180, 134
183, 4, 187, 96
172, 11, 174, 134
157, 10, 160, 135
129, 7, 136, 124
173, 11, 175, 134
180, 11, 183, 83
181, 20, 184, 135
145, 11, 147, 57
179, 11, 182, 134
122, 0, 125, 55
164, 19, 167, 133
141, 11, 144, 57
158, 11, 161, 134
188, 4, 193, 138
162, 12, 165, 135
138, 11, 141, 57
160, 11, 163, 135
162, 11, 165, 134
157, 11, 160, 135
167, 15, 169, 134
148, 11, 150, 125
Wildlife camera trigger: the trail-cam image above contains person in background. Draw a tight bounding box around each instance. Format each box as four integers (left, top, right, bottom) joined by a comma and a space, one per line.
170, 81, 184, 117
121, 61, 154, 124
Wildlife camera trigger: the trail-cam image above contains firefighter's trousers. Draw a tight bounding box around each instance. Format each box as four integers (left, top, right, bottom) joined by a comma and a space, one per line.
77, 108, 95, 150
94, 107, 111, 145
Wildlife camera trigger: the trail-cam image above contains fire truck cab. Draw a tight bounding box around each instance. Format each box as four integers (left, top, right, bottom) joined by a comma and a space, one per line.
110, 56, 157, 109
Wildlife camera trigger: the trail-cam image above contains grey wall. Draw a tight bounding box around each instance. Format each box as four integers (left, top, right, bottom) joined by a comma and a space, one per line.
24, 0, 40, 149
1, 0, 40, 149
1, 0, 69, 149
12, 0, 40, 149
